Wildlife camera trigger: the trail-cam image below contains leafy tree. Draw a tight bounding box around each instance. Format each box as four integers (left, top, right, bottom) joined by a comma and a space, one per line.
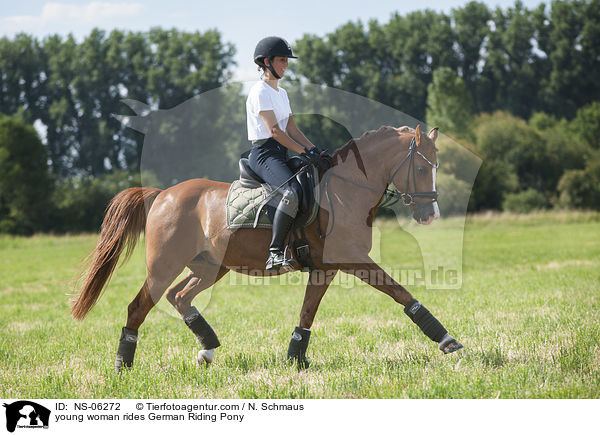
580, 0, 600, 108
479, 2, 539, 117
436, 172, 474, 215
474, 112, 552, 191
128, 83, 248, 187
426, 67, 473, 136
292, 115, 352, 154
39, 34, 78, 176
453, 2, 491, 104
557, 154, 600, 210
0, 2, 599, 227
468, 110, 591, 210
437, 137, 481, 185
1, 28, 236, 178
469, 159, 518, 210
0, 115, 52, 234
294, 11, 458, 121
530, 112, 589, 188
570, 101, 600, 149
528, 112, 560, 131
146, 28, 235, 109
535, 0, 592, 118
51, 170, 153, 232
0, 34, 43, 118
502, 188, 548, 212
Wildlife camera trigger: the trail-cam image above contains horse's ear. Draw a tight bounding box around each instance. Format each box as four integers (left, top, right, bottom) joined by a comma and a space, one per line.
115, 99, 152, 133
121, 99, 151, 115
415, 124, 422, 146
113, 114, 149, 134
428, 127, 439, 144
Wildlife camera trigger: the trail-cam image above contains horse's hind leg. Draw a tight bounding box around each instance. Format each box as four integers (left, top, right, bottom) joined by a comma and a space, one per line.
115, 229, 195, 372
165, 265, 229, 314
165, 263, 229, 366
115, 267, 185, 372
115, 280, 152, 372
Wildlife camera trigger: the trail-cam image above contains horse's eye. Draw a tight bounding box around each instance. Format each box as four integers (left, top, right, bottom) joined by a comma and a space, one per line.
417, 166, 427, 176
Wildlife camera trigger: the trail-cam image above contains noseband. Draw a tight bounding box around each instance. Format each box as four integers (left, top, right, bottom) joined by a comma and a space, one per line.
381, 137, 439, 207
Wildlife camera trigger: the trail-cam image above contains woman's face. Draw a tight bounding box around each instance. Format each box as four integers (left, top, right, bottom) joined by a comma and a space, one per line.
265, 56, 289, 78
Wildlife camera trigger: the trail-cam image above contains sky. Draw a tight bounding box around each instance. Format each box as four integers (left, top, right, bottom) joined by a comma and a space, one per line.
1, 0, 547, 81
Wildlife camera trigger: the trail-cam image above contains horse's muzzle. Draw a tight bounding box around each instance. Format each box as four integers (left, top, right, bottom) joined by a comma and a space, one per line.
411, 200, 440, 225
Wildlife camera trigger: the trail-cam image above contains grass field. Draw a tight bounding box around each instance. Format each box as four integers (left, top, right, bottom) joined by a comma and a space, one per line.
1, 211, 599, 398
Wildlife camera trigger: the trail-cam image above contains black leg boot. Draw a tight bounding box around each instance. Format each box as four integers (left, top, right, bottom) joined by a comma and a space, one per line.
404, 299, 463, 354
267, 204, 297, 271
183, 306, 221, 350
115, 327, 138, 372
287, 326, 311, 369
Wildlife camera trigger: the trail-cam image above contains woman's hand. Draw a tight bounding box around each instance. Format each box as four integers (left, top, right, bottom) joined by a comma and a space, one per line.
302, 146, 333, 170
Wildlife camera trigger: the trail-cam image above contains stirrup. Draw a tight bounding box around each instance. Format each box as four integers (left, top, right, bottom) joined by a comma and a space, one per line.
266, 250, 296, 272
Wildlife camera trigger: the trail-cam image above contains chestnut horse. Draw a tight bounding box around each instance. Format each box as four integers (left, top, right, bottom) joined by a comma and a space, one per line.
71, 124, 463, 371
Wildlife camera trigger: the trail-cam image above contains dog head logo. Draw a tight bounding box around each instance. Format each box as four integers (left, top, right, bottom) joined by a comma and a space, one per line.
3, 401, 50, 432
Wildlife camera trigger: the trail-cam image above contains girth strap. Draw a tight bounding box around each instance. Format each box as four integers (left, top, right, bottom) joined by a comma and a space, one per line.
291, 227, 315, 271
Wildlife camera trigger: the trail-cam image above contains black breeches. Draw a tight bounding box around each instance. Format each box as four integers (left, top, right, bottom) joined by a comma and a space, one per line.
248, 138, 302, 206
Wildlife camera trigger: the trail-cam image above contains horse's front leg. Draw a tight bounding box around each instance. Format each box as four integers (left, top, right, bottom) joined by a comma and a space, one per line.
341, 260, 463, 354
287, 269, 338, 369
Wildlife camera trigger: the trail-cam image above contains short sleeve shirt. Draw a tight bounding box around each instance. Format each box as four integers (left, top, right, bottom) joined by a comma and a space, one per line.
246, 81, 292, 141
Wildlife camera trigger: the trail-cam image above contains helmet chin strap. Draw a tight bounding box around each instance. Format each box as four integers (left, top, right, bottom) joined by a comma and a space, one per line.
265, 56, 281, 79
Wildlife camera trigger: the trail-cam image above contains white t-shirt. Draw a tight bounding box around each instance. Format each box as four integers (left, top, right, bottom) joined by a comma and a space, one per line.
246, 81, 292, 141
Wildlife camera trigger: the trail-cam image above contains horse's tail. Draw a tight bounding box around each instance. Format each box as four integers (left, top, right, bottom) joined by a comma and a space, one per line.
70, 187, 162, 321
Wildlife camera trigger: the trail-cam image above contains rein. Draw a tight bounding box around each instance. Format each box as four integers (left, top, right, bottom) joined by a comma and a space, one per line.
318, 136, 439, 238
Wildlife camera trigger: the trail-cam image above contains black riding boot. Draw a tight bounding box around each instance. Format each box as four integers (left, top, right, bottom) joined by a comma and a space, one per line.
267, 207, 297, 271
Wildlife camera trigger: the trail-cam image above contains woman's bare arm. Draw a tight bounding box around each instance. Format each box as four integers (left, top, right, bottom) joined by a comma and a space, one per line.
286, 116, 316, 151
259, 110, 312, 154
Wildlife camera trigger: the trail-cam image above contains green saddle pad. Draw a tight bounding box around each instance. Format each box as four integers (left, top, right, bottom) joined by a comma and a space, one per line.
226, 180, 278, 229
226, 165, 320, 230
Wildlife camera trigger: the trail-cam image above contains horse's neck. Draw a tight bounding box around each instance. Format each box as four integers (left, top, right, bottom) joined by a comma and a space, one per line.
333, 133, 400, 190
329, 133, 400, 210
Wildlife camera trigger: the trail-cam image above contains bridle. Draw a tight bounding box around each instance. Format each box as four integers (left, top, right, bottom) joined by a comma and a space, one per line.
318, 135, 439, 238
381, 136, 439, 207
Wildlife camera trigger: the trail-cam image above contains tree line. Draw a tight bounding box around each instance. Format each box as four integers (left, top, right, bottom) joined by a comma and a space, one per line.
293, 0, 600, 120
0, 28, 234, 176
1, 0, 599, 234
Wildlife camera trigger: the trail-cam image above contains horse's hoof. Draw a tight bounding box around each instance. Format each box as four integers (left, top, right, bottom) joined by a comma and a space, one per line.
440, 338, 463, 354
298, 358, 310, 370
115, 356, 133, 373
288, 355, 310, 370
197, 349, 214, 366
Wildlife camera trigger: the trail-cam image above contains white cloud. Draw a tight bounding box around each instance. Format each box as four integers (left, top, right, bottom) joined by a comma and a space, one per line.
1, 2, 144, 35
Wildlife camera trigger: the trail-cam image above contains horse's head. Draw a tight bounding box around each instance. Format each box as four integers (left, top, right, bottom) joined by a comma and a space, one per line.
389, 124, 440, 225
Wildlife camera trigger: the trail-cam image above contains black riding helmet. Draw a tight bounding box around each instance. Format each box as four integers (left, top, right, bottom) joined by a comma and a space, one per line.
254, 36, 297, 79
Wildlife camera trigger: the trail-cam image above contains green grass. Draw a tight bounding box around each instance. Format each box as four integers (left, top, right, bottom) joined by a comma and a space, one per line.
1, 211, 599, 398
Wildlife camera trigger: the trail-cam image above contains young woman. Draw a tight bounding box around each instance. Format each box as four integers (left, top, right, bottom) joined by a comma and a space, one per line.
246, 36, 331, 271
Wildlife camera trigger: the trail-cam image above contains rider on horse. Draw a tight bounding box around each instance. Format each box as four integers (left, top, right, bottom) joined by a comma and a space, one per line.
246, 36, 332, 272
